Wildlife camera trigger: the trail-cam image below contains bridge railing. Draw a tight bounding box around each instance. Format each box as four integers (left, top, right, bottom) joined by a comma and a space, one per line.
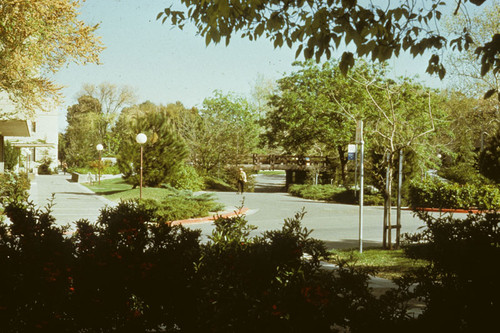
251, 154, 332, 170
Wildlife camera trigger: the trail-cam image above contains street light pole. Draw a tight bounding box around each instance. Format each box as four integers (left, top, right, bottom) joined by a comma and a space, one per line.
96, 144, 103, 185
136, 133, 147, 199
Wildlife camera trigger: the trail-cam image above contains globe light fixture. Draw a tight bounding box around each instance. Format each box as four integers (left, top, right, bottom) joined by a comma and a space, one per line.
136, 133, 147, 199
96, 144, 104, 185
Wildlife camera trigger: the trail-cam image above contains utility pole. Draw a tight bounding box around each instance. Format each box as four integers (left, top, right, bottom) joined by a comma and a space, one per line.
356, 120, 364, 253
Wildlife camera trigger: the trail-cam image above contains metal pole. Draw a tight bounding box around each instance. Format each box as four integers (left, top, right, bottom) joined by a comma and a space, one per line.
140, 145, 143, 199
359, 139, 364, 253
357, 120, 364, 253
98, 151, 101, 185
354, 147, 358, 198
396, 149, 403, 249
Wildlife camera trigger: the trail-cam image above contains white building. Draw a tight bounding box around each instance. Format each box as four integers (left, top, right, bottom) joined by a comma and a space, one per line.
0, 91, 59, 173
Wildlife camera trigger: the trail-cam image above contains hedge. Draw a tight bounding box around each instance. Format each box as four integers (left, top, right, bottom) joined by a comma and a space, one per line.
408, 180, 500, 211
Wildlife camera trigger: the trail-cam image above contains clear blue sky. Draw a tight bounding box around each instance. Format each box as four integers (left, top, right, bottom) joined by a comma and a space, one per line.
53, 0, 448, 131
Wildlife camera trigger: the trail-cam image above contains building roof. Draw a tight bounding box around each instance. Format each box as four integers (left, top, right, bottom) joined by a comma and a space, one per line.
0, 120, 30, 137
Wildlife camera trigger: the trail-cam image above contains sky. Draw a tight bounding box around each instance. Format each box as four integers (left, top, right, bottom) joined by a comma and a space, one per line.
53, 0, 450, 131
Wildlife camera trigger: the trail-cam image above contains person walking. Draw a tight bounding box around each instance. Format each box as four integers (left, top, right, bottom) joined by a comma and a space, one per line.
237, 168, 247, 194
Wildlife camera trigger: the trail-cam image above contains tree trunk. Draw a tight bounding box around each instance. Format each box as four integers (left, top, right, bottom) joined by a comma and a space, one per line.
383, 152, 393, 249
337, 145, 348, 186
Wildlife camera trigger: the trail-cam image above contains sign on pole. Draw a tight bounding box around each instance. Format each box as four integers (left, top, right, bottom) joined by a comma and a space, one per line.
348, 144, 356, 161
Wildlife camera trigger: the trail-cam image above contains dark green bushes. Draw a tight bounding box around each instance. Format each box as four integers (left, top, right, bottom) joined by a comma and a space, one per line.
37, 157, 55, 175
0, 200, 407, 332
401, 211, 500, 331
408, 179, 500, 211
288, 184, 384, 206
146, 186, 224, 221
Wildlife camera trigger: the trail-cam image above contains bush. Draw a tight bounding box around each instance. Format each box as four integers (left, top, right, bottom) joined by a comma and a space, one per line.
144, 185, 224, 221
203, 175, 235, 191
400, 211, 500, 331
0, 172, 30, 209
37, 157, 54, 175
408, 179, 500, 211
288, 184, 385, 205
0, 199, 410, 332
169, 164, 204, 191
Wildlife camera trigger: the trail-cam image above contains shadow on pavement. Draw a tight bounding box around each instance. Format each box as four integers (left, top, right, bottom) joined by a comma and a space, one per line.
322, 239, 382, 250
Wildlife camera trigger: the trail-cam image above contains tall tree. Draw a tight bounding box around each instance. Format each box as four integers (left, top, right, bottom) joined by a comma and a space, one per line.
158, 0, 498, 97
351, 73, 447, 249
478, 124, 500, 183
79, 83, 137, 154
115, 102, 189, 188
0, 0, 103, 116
63, 96, 102, 167
445, 1, 500, 100
264, 60, 370, 184
192, 91, 260, 175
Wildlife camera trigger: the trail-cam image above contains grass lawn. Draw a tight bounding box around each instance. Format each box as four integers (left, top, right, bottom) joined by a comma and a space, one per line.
85, 178, 178, 202
329, 247, 428, 280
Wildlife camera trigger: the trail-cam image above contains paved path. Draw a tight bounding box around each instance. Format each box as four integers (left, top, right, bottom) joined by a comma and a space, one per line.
189, 191, 427, 250
28, 174, 116, 228
27, 173, 430, 250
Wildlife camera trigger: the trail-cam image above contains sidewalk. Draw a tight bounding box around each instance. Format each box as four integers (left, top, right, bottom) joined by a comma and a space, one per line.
27, 173, 246, 229
28, 173, 117, 228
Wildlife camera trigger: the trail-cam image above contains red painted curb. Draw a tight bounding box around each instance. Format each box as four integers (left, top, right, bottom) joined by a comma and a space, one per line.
170, 207, 250, 226
409, 207, 498, 214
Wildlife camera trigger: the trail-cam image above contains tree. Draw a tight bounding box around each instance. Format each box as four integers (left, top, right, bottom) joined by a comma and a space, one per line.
437, 92, 493, 184
63, 96, 102, 167
157, 0, 498, 98
79, 83, 136, 154
3, 140, 20, 171
0, 0, 103, 116
445, 0, 500, 101
115, 102, 189, 188
191, 91, 260, 175
478, 124, 500, 183
264, 60, 369, 184
351, 73, 448, 249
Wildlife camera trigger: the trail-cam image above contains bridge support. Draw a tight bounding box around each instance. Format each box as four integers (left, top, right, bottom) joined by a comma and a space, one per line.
285, 170, 307, 188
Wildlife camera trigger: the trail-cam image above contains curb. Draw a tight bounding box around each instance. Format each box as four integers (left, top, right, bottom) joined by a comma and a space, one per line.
408, 207, 498, 214
170, 207, 250, 226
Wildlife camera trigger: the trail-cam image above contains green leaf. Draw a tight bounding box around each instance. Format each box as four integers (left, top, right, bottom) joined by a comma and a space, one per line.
295, 44, 304, 58
339, 52, 354, 75
484, 89, 497, 99
255, 23, 265, 37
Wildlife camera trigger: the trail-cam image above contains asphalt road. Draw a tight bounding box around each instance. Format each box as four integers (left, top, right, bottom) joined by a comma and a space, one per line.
187, 173, 427, 250
26, 173, 429, 250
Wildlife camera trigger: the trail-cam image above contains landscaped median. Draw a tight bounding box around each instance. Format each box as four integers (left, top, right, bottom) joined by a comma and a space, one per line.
84, 177, 236, 224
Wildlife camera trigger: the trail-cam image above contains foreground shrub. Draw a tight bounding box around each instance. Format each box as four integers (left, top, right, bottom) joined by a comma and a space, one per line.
0, 201, 74, 332
0, 172, 30, 209
0, 200, 413, 332
408, 179, 500, 211
401, 211, 500, 331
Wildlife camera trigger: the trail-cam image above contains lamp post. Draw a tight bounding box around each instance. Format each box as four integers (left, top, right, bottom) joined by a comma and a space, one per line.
136, 133, 147, 199
96, 144, 103, 185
